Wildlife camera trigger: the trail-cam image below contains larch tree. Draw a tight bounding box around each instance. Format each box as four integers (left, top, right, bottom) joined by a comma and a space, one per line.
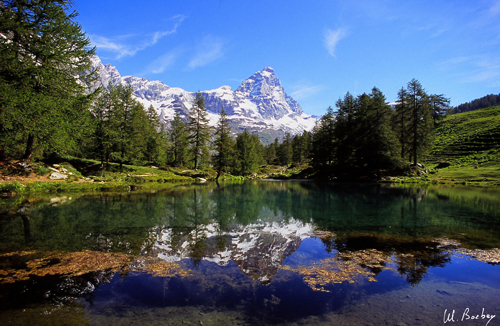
311, 106, 336, 169
105, 83, 148, 170
0, 0, 96, 161
145, 105, 167, 165
212, 108, 234, 179
278, 133, 293, 165
429, 94, 450, 126
393, 87, 411, 160
235, 129, 261, 175
406, 79, 433, 165
169, 109, 188, 166
186, 92, 210, 169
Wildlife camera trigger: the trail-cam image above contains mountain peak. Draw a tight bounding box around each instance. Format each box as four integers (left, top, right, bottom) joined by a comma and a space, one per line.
90, 55, 316, 137
262, 67, 275, 74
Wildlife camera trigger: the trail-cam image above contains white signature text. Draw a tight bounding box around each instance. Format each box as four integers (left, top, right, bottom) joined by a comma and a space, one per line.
444, 308, 495, 326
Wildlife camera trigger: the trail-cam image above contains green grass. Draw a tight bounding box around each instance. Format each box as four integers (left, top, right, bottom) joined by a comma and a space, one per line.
423, 106, 500, 186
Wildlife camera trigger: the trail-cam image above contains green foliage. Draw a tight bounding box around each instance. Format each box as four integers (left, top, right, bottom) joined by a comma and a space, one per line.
277, 133, 293, 165
235, 130, 263, 175
169, 110, 189, 166
186, 92, 211, 169
453, 93, 500, 114
212, 108, 235, 176
405, 79, 434, 164
311, 107, 336, 169
292, 130, 312, 163
0, 0, 97, 161
87, 83, 167, 169
144, 105, 168, 165
0, 181, 26, 194
310, 89, 399, 178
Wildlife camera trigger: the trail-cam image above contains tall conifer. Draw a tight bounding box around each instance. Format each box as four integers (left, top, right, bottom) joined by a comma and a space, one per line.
212, 108, 234, 178
0, 0, 96, 161
186, 92, 210, 169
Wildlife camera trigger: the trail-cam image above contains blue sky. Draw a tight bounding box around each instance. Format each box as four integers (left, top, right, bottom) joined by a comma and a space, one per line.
76, 0, 500, 116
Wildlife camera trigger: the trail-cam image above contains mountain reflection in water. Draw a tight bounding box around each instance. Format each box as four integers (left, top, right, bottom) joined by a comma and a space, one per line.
1, 181, 500, 325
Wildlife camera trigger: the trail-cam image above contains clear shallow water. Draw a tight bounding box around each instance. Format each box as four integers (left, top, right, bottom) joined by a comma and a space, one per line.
1, 181, 500, 325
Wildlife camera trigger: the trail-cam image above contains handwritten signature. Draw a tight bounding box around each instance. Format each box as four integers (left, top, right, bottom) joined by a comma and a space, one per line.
444, 308, 495, 326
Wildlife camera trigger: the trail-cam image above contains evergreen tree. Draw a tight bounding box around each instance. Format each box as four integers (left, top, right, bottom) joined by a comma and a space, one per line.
263, 140, 277, 165
358, 87, 398, 173
393, 87, 411, 160
292, 130, 312, 163
212, 108, 234, 178
106, 83, 148, 169
90, 86, 113, 166
429, 94, 450, 126
406, 79, 433, 165
145, 105, 167, 165
169, 109, 188, 166
278, 133, 293, 165
311, 107, 336, 169
235, 130, 261, 175
186, 92, 210, 169
0, 0, 96, 161
333, 92, 358, 171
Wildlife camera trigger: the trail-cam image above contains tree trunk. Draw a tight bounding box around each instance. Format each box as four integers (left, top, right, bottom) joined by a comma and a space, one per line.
21, 133, 35, 161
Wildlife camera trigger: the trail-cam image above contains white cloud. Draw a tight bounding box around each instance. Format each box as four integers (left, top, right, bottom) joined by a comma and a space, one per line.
91, 15, 186, 59
489, 0, 500, 15
142, 47, 184, 75
188, 35, 225, 69
324, 27, 348, 57
440, 55, 500, 87
290, 84, 325, 100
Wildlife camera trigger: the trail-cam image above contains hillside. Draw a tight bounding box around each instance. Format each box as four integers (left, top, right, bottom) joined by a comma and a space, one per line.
452, 93, 500, 114
426, 106, 500, 182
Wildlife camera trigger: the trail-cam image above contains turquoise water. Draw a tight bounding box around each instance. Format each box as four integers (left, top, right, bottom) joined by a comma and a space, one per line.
1, 181, 500, 325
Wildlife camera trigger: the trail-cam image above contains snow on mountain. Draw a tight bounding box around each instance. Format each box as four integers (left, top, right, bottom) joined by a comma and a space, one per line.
147, 218, 315, 284
90, 56, 317, 138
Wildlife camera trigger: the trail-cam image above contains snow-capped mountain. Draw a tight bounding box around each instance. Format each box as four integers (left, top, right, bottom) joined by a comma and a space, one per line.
145, 218, 314, 284
90, 56, 316, 139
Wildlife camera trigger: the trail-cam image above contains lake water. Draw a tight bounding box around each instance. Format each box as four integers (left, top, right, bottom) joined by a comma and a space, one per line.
1, 181, 500, 325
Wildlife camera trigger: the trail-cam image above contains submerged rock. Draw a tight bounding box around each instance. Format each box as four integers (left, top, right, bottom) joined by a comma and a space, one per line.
50, 172, 68, 180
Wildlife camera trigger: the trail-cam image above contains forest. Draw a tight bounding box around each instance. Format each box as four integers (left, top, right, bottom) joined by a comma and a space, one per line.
1, 0, 451, 181
452, 93, 500, 114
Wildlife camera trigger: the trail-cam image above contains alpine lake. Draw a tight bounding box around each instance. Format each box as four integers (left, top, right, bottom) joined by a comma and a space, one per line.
1, 181, 500, 326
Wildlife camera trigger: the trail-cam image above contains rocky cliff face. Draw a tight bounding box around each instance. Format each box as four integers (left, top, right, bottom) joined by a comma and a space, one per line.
90, 56, 316, 138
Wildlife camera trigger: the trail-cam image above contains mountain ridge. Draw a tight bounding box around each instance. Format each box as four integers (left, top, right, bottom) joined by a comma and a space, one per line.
90, 56, 316, 140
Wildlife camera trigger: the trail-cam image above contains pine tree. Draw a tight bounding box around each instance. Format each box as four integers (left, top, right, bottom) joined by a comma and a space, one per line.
91, 86, 113, 166
186, 92, 210, 169
169, 109, 188, 166
278, 133, 293, 165
235, 130, 261, 175
333, 92, 358, 171
212, 108, 234, 178
0, 0, 96, 161
429, 94, 450, 126
292, 130, 312, 163
311, 107, 336, 169
263, 140, 277, 165
104, 83, 148, 169
358, 87, 398, 173
394, 87, 411, 160
406, 79, 433, 165
145, 105, 167, 165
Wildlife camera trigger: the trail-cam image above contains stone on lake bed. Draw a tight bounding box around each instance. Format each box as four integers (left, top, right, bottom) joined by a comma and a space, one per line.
50, 172, 68, 180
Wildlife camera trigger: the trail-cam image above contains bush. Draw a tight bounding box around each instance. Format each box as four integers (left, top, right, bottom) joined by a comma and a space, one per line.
0, 182, 26, 194
34, 163, 51, 176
